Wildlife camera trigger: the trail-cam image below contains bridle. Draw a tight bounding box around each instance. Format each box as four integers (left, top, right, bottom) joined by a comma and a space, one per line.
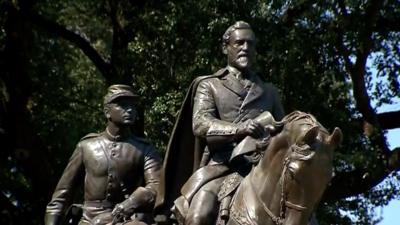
249, 144, 311, 225
245, 112, 324, 225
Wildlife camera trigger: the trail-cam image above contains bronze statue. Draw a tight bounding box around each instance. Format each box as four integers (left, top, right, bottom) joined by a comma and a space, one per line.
224, 111, 341, 225
164, 108, 342, 225
157, 21, 285, 225
45, 85, 162, 225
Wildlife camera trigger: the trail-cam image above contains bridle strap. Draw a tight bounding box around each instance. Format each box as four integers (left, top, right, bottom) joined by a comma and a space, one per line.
285, 201, 307, 211
249, 154, 308, 225
249, 178, 284, 225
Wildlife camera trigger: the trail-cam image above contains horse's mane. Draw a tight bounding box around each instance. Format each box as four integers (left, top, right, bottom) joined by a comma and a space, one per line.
281, 111, 328, 134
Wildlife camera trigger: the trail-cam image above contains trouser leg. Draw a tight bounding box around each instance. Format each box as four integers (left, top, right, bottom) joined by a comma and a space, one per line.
185, 177, 225, 225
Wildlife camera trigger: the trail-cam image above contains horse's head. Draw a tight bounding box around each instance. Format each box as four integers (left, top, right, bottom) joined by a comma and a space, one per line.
257, 111, 342, 225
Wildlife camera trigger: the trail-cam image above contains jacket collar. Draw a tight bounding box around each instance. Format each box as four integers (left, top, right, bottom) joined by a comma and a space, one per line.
241, 74, 265, 107
104, 127, 130, 142
219, 66, 266, 108
221, 66, 247, 96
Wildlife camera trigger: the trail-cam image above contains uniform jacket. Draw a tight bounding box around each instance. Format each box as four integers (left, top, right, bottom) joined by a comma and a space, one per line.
193, 67, 284, 152
182, 67, 284, 200
45, 132, 162, 225
157, 67, 284, 213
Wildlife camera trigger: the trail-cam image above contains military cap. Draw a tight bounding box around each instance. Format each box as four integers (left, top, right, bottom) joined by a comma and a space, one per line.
103, 84, 139, 105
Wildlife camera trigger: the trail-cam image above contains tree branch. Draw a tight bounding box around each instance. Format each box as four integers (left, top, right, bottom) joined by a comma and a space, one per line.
350, 0, 383, 123
334, 0, 354, 75
376, 16, 400, 32
377, 110, 400, 130
281, 0, 314, 26
323, 0, 398, 203
347, 0, 390, 159
24, 10, 114, 84
324, 147, 400, 202
105, 0, 134, 84
388, 147, 400, 170
351, 110, 400, 130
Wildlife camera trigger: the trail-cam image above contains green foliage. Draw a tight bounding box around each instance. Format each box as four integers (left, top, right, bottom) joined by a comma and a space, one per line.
29, 25, 106, 166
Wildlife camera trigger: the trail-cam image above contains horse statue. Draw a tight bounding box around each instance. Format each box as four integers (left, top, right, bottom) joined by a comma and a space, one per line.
173, 111, 342, 225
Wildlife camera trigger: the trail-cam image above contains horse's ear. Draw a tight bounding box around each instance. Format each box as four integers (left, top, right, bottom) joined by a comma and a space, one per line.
328, 127, 343, 147
299, 126, 319, 145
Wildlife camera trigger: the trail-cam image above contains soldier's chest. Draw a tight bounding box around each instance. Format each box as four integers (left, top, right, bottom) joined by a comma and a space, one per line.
213, 85, 270, 120
83, 141, 143, 176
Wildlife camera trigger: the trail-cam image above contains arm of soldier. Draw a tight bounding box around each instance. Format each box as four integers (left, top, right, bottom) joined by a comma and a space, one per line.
113, 146, 162, 216
193, 80, 265, 148
45, 143, 85, 225
192, 80, 239, 144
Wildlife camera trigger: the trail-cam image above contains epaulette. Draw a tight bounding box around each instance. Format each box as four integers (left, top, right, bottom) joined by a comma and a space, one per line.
190, 68, 230, 105
214, 67, 229, 77
194, 67, 228, 83
80, 132, 101, 141
195, 68, 228, 81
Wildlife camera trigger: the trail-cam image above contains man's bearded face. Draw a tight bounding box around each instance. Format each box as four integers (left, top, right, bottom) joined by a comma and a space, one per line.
226, 29, 256, 71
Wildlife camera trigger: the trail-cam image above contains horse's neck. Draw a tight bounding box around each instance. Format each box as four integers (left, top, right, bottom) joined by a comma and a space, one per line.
250, 140, 288, 212
253, 134, 288, 185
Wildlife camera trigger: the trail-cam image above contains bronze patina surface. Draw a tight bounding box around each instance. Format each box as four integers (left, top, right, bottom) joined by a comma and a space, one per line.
45, 85, 162, 225
226, 111, 341, 225
160, 21, 285, 225
160, 22, 340, 225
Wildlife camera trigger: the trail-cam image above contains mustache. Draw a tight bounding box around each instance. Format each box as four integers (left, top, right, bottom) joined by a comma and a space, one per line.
237, 52, 250, 58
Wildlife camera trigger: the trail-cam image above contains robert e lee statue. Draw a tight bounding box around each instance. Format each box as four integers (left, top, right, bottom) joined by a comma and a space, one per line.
158, 21, 285, 225
45, 85, 162, 225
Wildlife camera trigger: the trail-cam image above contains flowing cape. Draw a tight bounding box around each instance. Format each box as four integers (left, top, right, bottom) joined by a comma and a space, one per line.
155, 69, 228, 215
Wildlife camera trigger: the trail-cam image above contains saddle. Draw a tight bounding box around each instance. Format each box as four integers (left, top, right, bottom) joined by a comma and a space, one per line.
172, 135, 271, 225
217, 172, 243, 223
217, 136, 270, 225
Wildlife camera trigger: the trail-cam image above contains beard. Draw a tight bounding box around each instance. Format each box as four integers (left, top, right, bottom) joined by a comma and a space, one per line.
234, 56, 252, 70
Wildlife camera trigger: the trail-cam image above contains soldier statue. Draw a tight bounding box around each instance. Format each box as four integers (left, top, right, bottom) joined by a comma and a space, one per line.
158, 21, 285, 225
45, 84, 162, 225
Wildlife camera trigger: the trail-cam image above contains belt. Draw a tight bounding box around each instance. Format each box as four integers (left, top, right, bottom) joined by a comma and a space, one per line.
84, 200, 115, 209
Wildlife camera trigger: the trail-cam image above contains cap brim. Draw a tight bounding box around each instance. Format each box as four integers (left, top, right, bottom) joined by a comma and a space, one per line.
107, 92, 139, 103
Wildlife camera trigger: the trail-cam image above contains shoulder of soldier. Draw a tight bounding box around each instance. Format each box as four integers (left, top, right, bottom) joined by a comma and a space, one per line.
131, 135, 160, 156
80, 132, 102, 141
193, 68, 229, 89
78, 132, 104, 147
75, 132, 103, 149
195, 67, 229, 82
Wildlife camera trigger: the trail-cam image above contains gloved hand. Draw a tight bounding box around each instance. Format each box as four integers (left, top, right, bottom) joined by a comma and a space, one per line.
252, 111, 284, 136
111, 197, 136, 222
236, 119, 265, 140
265, 122, 284, 136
